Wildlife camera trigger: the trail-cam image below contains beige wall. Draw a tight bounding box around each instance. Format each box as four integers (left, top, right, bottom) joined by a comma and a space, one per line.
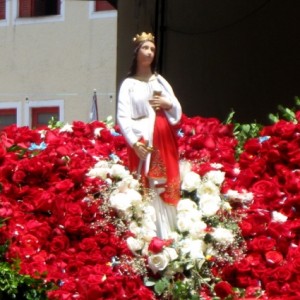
0, 0, 117, 126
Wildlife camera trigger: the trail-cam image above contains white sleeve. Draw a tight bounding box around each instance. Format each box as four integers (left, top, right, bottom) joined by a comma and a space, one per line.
117, 79, 138, 147
158, 75, 182, 125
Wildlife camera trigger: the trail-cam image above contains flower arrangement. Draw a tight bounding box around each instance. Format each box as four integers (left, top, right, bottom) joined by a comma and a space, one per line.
86, 153, 251, 299
1, 99, 300, 299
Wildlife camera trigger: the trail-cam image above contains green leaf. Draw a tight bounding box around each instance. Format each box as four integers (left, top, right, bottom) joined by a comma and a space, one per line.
154, 278, 169, 295
144, 277, 156, 287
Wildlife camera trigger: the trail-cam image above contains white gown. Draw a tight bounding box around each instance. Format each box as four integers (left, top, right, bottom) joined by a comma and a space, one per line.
117, 74, 182, 239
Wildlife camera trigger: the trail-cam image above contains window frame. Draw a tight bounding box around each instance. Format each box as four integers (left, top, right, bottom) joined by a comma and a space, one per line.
0, 102, 22, 127
89, 0, 117, 19
24, 99, 64, 128
13, 0, 65, 25
0, 0, 9, 26
31, 106, 59, 128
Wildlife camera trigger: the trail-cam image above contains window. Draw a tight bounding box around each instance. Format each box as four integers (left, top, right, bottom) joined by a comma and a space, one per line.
95, 1, 116, 12
19, 0, 60, 18
89, 0, 117, 19
0, 0, 5, 20
31, 106, 59, 128
0, 108, 17, 131
24, 99, 63, 128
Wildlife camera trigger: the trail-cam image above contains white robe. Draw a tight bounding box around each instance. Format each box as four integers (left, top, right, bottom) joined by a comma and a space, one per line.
117, 74, 182, 238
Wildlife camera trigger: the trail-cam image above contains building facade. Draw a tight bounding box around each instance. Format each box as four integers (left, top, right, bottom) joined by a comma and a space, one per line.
0, 0, 117, 130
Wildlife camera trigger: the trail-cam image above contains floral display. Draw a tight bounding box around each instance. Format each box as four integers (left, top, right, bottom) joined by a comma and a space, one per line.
1, 103, 300, 299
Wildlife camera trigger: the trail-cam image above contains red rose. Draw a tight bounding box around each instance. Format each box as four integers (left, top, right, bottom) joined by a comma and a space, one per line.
148, 237, 166, 253
251, 263, 268, 278
239, 220, 253, 237
249, 235, 276, 252
251, 179, 280, 200
64, 216, 85, 234
32, 190, 55, 212
243, 138, 262, 153
12, 169, 26, 184
265, 250, 283, 266
265, 281, 282, 296
79, 237, 98, 252
288, 254, 300, 274
214, 281, 235, 299
240, 212, 271, 236
50, 235, 70, 253
64, 203, 82, 216
18, 233, 40, 257
148, 237, 172, 254
55, 179, 74, 192
101, 245, 117, 258
236, 274, 259, 288
245, 252, 264, 267
271, 265, 292, 282
0, 201, 13, 218
96, 232, 110, 246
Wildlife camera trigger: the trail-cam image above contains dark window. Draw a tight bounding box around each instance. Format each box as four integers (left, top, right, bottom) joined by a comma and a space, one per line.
0, 0, 5, 20
19, 0, 60, 18
95, 1, 116, 12
0, 109, 17, 131
31, 107, 59, 128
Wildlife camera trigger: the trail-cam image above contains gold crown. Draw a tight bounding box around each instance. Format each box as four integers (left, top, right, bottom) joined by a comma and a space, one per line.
132, 32, 155, 44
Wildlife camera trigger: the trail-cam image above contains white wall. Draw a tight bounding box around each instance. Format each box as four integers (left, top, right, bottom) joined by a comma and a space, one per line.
0, 0, 117, 126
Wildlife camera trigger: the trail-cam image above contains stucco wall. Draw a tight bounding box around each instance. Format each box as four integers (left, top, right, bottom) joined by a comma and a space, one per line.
0, 0, 117, 126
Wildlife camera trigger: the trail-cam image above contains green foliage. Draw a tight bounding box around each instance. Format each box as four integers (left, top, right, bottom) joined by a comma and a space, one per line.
0, 219, 55, 299
225, 110, 262, 158
48, 116, 64, 129
268, 96, 300, 123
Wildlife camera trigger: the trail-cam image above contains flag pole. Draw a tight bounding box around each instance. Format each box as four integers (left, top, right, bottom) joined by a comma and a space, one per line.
90, 89, 99, 122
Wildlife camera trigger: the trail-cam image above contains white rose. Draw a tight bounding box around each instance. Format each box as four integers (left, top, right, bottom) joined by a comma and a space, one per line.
140, 228, 157, 242
87, 167, 109, 180
140, 218, 157, 232
109, 192, 132, 212
189, 221, 207, 238
116, 179, 129, 193
199, 194, 221, 216
204, 170, 225, 186
128, 221, 141, 236
210, 163, 223, 169
177, 215, 194, 233
142, 205, 157, 223
212, 227, 234, 244
105, 178, 112, 185
59, 123, 73, 133
225, 189, 253, 204
148, 253, 169, 274
94, 127, 104, 137
168, 231, 180, 242
177, 198, 197, 213
127, 237, 144, 254
94, 160, 109, 168
127, 177, 140, 190
222, 201, 232, 211
272, 211, 288, 223
126, 189, 143, 205
197, 181, 220, 197
181, 171, 201, 192
180, 239, 205, 260
163, 247, 178, 261
179, 160, 192, 179
205, 244, 217, 257
109, 164, 129, 179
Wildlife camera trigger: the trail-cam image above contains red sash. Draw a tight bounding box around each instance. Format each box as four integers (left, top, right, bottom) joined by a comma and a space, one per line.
127, 111, 181, 206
